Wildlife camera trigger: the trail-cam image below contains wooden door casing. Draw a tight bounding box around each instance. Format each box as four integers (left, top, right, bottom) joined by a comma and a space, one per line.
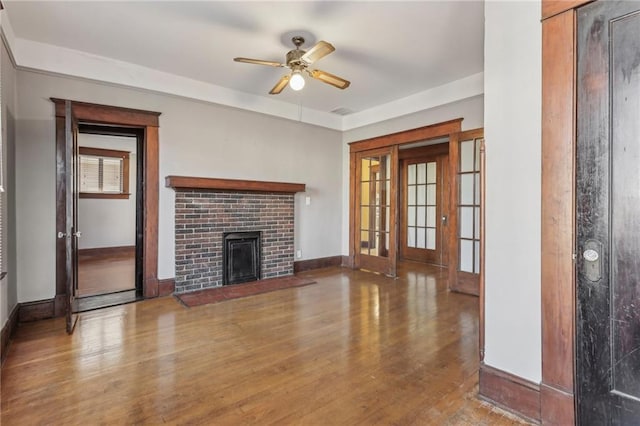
348, 120, 462, 273
54, 99, 161, 323
539, 1, 592, 423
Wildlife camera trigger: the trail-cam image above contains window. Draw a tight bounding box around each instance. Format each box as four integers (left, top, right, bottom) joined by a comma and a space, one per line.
79, 147, 130, 199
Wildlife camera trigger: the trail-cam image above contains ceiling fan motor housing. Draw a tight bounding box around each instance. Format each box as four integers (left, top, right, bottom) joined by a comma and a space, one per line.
286, 49, 305, 67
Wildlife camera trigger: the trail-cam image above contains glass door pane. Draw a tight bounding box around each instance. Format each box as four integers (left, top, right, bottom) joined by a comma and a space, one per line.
359, 155, 390, 257
406, 160, 437, 248
458, 138, 482, 274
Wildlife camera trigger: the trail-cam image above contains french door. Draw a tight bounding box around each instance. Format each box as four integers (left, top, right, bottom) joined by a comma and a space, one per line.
349, 120, 482, 282
401, 153, 449, 266
448, 129, 484, 296
353, 147, 398, 276
576, 1, 640, 423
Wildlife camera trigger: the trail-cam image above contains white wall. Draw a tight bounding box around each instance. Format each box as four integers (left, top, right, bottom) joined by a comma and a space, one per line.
1, 38, 18, 328
340, 95, 484, 255
484, 1, 542, 383
15, 71, 343, 302
77, 133, 137, 249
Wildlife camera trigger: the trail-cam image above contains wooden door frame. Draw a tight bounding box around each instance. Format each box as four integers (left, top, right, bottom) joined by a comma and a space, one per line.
53, 99, 161, 317
537, 1, 592, 424
348, 119, 463, 271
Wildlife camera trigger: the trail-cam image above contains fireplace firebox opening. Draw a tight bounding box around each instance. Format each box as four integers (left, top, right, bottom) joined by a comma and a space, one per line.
223, 231, 261, 285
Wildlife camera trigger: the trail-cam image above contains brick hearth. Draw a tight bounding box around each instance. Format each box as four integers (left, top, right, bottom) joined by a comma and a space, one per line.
173, 190, 295, 293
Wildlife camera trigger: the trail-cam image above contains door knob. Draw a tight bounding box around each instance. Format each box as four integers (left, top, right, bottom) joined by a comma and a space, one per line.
73, 231, 82, 238
57, 232, 67, 239
583, 249, 599, 262
582, 240, 602, 282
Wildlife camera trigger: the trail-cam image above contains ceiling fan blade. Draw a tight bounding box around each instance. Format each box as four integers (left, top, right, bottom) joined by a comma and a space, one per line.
309, 69, 351, 90
234, 57, 284, 67
300, 41, 335, 65
269, 74, 291, 95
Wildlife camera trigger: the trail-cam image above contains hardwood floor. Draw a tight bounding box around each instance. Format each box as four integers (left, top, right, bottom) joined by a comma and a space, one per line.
1, 263, 528, 425
78, 250, 136, 297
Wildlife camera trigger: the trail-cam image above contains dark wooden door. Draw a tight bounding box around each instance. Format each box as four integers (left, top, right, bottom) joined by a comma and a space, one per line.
576, 2, 640, 423
64, 101, 79, 334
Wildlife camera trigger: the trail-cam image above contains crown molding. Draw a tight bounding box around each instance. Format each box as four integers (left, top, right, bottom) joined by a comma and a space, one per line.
0, 10, 483, 131
340, 72, 484, 131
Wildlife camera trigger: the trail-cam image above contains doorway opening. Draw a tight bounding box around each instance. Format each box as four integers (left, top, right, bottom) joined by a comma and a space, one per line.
399, 139, 450, 267
348, 120, 484, 294
53, 99, 160, 333
348, 120, 486, 360
75, 125, 144, 311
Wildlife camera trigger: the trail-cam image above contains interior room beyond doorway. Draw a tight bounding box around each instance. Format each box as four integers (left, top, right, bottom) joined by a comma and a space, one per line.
77, 133, 137, 303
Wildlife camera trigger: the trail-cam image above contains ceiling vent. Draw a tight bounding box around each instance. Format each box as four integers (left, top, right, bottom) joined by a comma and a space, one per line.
331, 107, 354, 116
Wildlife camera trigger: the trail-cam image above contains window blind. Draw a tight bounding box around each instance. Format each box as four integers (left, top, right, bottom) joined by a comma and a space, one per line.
80, 156, 100, 192
79, 155, 124, 193
102, 157, 123, 192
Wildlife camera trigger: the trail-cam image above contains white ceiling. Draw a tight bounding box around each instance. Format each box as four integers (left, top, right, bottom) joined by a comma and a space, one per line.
1, 1, 484, 129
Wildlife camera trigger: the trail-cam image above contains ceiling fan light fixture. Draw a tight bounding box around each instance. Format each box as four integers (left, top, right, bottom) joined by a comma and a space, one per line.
234, 36, 350, 95
289, 70, 305, 91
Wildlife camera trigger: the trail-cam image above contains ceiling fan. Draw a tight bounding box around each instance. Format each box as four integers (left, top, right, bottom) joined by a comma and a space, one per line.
234, 36, 351, 95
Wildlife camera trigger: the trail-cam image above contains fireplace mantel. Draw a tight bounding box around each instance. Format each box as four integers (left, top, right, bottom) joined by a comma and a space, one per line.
165, 176, 305, 194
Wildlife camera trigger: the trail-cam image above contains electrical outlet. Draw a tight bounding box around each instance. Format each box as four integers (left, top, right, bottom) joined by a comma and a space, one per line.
296, 250, 302, 258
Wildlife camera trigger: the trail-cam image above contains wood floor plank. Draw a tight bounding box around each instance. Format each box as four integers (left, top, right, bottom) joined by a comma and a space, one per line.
78, 251, 136, 297
1, 263, 529, 425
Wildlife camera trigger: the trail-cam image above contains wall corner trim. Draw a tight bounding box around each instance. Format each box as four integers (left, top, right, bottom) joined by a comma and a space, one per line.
293, 256, 343, 273
1, 304, 20, 366
540, 382, 575, 425
158, 278, 175, 297
18, 298, 56, 323
479, 363, 541, 424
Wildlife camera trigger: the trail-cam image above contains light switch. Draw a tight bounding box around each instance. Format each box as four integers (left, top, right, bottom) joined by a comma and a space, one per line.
305, 196, 311, 206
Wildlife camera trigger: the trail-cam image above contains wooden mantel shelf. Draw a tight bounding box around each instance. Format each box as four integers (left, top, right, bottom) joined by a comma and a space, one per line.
165, 176, 306, 193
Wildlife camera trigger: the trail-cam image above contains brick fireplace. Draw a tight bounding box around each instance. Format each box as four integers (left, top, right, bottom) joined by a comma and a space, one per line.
167, 176, 305, 293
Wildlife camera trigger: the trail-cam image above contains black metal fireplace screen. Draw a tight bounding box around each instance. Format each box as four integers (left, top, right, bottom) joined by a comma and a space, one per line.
223, 231, 261, 285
